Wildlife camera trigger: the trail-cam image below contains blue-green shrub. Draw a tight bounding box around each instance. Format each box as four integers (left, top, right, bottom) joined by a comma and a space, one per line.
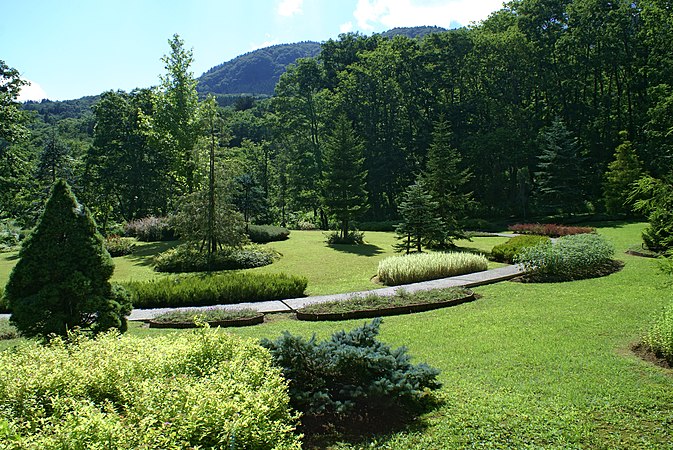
514, 233, 616, 281
0, 329, 300, 448
247, 224, 290, 243
261, 318, 441, 420
125, 272, 307, 308
154, 244, 276, 273
643, 301, 673, 365
491, 235, 551, 263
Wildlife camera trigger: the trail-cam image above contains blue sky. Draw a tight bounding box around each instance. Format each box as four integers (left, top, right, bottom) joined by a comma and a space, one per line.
1, 0, 504, 101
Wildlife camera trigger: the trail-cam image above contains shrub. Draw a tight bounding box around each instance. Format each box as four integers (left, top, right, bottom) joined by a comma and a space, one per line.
104, 234, 136, 257
0, 218, 22, 251
514, 233, 616, 281
353, 220, 398, 232
154, 244, 277, 273
508, 223, 595, 237
0, 329, 300, 449
260, 318, 441, 421
247, 224, 290, 243
0, 286, 7, 313
0, 318, 18, 340
125, 272, 307, 309
643, 301, 673, 365
125, 216, 174, 242
378, 251, 488, 286
491, 235, 551, 263
325, 229, 365, 245
151, 307, 260, 324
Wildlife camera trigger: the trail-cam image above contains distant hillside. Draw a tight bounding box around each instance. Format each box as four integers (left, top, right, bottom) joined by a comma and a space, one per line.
197, 42, 321, 96
23, 96, 99, 122
379, 26, 448, 39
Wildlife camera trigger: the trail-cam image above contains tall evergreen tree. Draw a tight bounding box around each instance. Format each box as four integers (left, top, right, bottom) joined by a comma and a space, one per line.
321, 115, 368, 240
5, 180, 131, 339
423, 118, 471, 247
394, 178, 444, 254
603, 131, 643, 215
534, 118, 586, 215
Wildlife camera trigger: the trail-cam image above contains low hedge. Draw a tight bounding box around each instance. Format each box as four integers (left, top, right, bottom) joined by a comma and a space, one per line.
508, 223, 595, 237
154, 244, 277, 273
0, 329, 300, 449
491, 235, 551, 263
247, 224, 290, 243
125, 272, 308, 309
378, 251, 488, 286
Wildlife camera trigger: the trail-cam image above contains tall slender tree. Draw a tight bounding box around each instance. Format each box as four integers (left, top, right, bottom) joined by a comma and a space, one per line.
394, 178, 444, 254
603, 131, 643, 215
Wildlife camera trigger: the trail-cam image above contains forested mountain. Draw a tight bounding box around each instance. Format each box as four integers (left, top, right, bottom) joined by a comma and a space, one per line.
23, 96, 99, 122
196, 42, 321, 96
379, 26, 447, 39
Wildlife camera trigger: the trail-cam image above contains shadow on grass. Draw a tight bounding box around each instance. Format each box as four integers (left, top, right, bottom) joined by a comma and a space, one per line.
328, 243, 385, 257
122, 241, 180, 267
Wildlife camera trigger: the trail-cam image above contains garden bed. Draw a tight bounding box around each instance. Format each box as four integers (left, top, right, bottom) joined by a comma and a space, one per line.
296, 288, 474, 321
146, 308, 264, 328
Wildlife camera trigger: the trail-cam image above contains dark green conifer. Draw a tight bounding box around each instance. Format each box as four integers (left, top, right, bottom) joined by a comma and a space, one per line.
395, 178, 444, 254
5, 180, 131, 338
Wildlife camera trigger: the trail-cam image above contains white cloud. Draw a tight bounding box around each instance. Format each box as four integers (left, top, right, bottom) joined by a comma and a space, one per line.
340, 21, 354, 33
353, 0, 504, 31
277, 0, 303, 17
250, 34, 280, 51
17, 79, 49, 102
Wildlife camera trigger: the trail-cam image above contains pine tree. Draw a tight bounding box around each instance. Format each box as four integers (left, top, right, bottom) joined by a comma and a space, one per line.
5, 180, 132, 338
603, 131, 643, 215
395, 178, 444, 254
423, 118, 471, 247
534, 118, 586, 215
321, 115, 368, 241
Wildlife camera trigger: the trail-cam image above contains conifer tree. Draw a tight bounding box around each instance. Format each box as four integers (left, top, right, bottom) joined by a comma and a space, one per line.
603, 131, 643, 215
395, 178, 444, 254
5, 180, 131, 338
321, 115, 368, 241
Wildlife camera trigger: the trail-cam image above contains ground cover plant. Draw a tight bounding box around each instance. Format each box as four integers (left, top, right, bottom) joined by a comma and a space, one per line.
378, 251, 488, 286
490, 235, 551, 263
150, 307, 261, 324
124, 272, 307, 309
298, 288, 472, 315
508, 223, 595, 237
514, 233, 617, 282
0, 328, 300, 449
154, 244, 277, 273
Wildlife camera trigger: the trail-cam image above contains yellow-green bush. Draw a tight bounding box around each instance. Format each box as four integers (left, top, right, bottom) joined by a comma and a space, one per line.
378, 252, 488, 286
0, 329, 300, 449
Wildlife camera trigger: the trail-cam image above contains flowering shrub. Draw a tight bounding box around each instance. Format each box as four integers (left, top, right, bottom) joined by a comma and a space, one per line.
508, 223, 595, 237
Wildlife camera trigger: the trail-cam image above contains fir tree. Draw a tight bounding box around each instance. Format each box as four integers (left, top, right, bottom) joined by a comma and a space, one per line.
423, 118, 471, 247
5, 180, 132, 339
321, 115, 369, 241
395, 178, 444, 254
603, 131, 643, 215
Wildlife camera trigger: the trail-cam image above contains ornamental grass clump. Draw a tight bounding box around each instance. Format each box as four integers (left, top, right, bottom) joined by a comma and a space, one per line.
643, 301, 673, 365
0, 329, 300, 449
514, 233, 616, 281
378, 251, 488, 286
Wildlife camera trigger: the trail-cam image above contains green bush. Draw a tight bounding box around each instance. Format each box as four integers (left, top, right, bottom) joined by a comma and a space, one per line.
247, 224, 290, 243
491, 235, 551, 263
0, 219, 22, 251
260, 318, 441, 421
324, 230, 365, 245
514, 233, 615, 281
125, 272, 307, 309
378, 251, 488, 286
353, 221, 398, 232
0, 286, 7, 313
125, 216, 175, 242
104, 235, 136, 257
0, 329, 300, 449
643, 301, 673, 365
154, 244, 276, 273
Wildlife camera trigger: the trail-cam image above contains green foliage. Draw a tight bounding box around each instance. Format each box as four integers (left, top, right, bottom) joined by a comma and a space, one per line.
643, 300, 673, 365
378, 251, 488, 286
325, 229, 365, 245
151, 307, 260, 324
0, 219, 22, 251
630, 176, 673, 252
514, 233, 616, 282
353, 220, 398, 232
394, 178, 444, 254
0, 329, 300, 449
104, 235, 135, 257
125, 216, 175, 241
0, 318, 18, 340
5, 180, 132, 338
260, 318, 441, 420
125, 272, 307, 308
491, 235, 551, 263
247, 224, 290, 243
603, 131, 643, 215
154, 244, 276, 273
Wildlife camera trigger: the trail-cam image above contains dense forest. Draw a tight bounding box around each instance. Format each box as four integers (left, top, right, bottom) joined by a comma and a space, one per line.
2, 0, 672, 237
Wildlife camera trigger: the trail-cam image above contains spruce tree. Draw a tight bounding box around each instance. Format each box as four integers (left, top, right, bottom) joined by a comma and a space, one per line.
395, 178, 444, 254
603, 131, 643, 215
5, 180, 132, 338
423, 118, 471, 247
321, 115, 369, 241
